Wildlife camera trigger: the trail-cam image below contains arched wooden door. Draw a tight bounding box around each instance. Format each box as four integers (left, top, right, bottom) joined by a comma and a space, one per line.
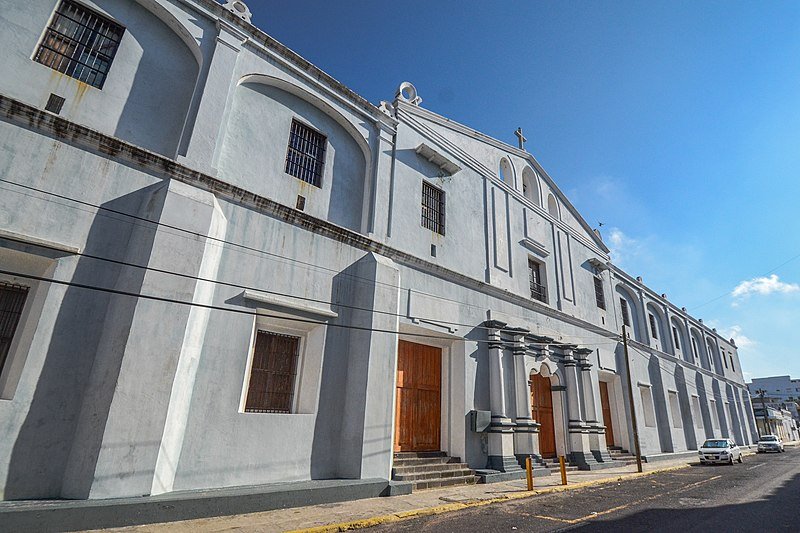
531, 374, 557, 458
394, 340, 441, 452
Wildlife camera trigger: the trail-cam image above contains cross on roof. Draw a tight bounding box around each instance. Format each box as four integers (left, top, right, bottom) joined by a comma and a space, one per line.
515, 127, 527, 151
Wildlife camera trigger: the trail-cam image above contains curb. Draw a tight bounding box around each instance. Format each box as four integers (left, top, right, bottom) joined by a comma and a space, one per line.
287, 464, 690, 533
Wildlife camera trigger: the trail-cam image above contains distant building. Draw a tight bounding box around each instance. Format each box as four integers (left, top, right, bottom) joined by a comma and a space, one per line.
752, 406, 799, 442
748, 376, 800, 403
0, 0, 758, 502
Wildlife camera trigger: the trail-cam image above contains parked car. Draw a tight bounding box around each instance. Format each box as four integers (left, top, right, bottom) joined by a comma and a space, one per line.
699, 439, 743, 465
757, 435, 785, 453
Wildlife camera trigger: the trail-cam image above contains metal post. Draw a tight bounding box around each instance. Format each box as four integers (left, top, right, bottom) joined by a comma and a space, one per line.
757, 389, 770, 437
622, 325, 643, 473
559, 456, 568, 485
525, 456, 534, 491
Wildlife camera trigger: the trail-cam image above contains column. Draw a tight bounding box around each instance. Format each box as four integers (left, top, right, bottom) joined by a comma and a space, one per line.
177, 20, 245, 175
577, 347, 613, 464
563, 346, 592, 469
510, 329, 538, 463
484, 320, 520, 472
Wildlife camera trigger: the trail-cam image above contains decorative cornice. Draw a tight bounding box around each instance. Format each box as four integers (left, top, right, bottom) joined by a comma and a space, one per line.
0, 95, 621, 343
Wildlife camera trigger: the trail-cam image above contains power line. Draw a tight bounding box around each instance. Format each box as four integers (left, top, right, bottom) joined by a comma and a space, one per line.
0, 268, 623, 350
0, 179, 620, 344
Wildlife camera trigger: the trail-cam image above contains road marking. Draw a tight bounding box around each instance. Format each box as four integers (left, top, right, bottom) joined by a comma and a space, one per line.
748, 463, 766, 470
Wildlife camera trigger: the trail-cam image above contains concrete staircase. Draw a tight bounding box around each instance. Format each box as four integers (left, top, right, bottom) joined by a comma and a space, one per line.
539, 456, 580, 473
392, 452, 478, 490
608, 446, 639, 465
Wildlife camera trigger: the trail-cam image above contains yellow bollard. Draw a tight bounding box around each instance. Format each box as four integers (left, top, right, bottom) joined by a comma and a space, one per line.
559, 456, 568, 486
525, 456, 534, 491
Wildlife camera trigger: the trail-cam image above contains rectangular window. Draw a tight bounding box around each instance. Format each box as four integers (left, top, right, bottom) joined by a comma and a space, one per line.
421, 181, 445, 235
34, 0, 124, 89
730, 354, 735, 372
244, 331, 300, 413
691, 396, 704, 429
528, 259, 547, 303
691, 337, 698, 360
593, 276, 605, 310
284, 119, 326, 187
0, 283, 29, 377
648, 313, 658, 339
668, 391, 682, 428
723, 351, 728, 369
672, 327, 680, 350
640, 386, 656, 427
620, 298, 630, 327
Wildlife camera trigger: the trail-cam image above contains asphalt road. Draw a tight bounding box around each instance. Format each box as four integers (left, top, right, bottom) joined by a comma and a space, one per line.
374, 447, 800, 532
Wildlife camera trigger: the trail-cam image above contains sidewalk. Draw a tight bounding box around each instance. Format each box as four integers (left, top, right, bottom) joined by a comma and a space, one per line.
93, 457, 702, 533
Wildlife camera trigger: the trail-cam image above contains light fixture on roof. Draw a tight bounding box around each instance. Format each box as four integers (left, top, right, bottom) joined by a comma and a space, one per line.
223, 1, 252, 22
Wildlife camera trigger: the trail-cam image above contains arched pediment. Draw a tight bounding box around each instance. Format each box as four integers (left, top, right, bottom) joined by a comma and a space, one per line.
237, 74, 372, 168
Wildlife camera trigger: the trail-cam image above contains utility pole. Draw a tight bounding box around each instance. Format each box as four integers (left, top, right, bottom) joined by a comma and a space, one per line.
756, 388, 770, 436
622, 325, 643, 473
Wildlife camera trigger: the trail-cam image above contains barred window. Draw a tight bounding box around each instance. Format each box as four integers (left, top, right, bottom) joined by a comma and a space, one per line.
619, 297, 630, 327
649, 313, 658, 339
528, 259, 547, 303
245, 331, 300, 413
593, 276, 605, 310
34, 1, 124, 89
284, 120, 326, 187
421, 181, 445, 235
0, 283, 29, 376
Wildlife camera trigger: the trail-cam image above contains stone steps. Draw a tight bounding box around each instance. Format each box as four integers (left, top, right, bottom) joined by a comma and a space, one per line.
392, 452, 478, 490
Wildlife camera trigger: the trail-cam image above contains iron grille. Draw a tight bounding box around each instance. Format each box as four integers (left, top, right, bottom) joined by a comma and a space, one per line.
421, 181, 445, 235
284, 120, 326, 187
0, 283, 29, 376
528, 259, 547, 303
245, 331, 300, 413
34, 1, 124, 89
620, 297, 630, 327
593, 276, 606, 310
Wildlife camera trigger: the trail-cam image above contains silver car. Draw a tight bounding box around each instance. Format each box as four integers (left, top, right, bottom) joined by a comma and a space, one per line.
699, 438, 743, 465
757, 434, 785, 453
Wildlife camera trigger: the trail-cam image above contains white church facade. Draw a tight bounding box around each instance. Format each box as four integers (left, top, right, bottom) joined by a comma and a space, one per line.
0, 0, 758, 501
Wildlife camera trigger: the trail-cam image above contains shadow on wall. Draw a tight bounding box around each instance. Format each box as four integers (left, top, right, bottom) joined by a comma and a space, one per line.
465, 326, 489, 469
647, 356, 673, 453
105, 0, 200, 157
4, 183, 167, 500
674, 365, 697, 450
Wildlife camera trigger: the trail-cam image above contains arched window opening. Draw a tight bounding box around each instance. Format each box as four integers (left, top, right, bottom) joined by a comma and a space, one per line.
547, 193, 559, 218
522, 167, 540, 205
499, 158, 513, 186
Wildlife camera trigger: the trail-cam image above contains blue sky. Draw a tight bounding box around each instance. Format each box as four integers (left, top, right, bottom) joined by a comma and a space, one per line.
248, 1, 800, 380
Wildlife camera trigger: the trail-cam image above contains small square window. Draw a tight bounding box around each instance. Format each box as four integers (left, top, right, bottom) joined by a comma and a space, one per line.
244, 331, 300, 413
421, 181, 445, 235
284, 120, 326, 187
0, 282, 30, 377
34, 1, 124, 89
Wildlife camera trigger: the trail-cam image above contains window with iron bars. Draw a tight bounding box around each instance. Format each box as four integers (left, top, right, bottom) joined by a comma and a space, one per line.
421, 181, 445, 235
0, 283, 29, 377
245, 331, 300, 413
34, 1, 124, 89
593, 275, 605, 310
649, 313, 659, 339
528, 259, 547, 303
620, 297, 631, 327
284, 120, 326, 187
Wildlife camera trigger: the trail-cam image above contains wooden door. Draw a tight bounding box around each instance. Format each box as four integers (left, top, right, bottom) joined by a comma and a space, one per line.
394, 340, 441, 452
600, 381, 615, 447
530, 374, 556, 457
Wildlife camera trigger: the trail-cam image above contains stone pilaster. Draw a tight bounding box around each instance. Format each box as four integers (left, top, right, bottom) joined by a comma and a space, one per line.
510, 328, 538, 465
484, 321, 519, 472
576, 347, 613, 465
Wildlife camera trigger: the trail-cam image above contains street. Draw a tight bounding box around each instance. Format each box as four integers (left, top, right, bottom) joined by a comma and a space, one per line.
374, 447, 800, 532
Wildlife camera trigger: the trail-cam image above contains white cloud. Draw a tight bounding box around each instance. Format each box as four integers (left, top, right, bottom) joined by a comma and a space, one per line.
714, 324, 755, 349
607, 228, 646, 268
731, 274, 799, 298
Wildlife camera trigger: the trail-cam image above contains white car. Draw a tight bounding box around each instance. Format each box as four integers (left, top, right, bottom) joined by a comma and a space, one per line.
699, 438, 743, 465
757, 435, 785, 453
